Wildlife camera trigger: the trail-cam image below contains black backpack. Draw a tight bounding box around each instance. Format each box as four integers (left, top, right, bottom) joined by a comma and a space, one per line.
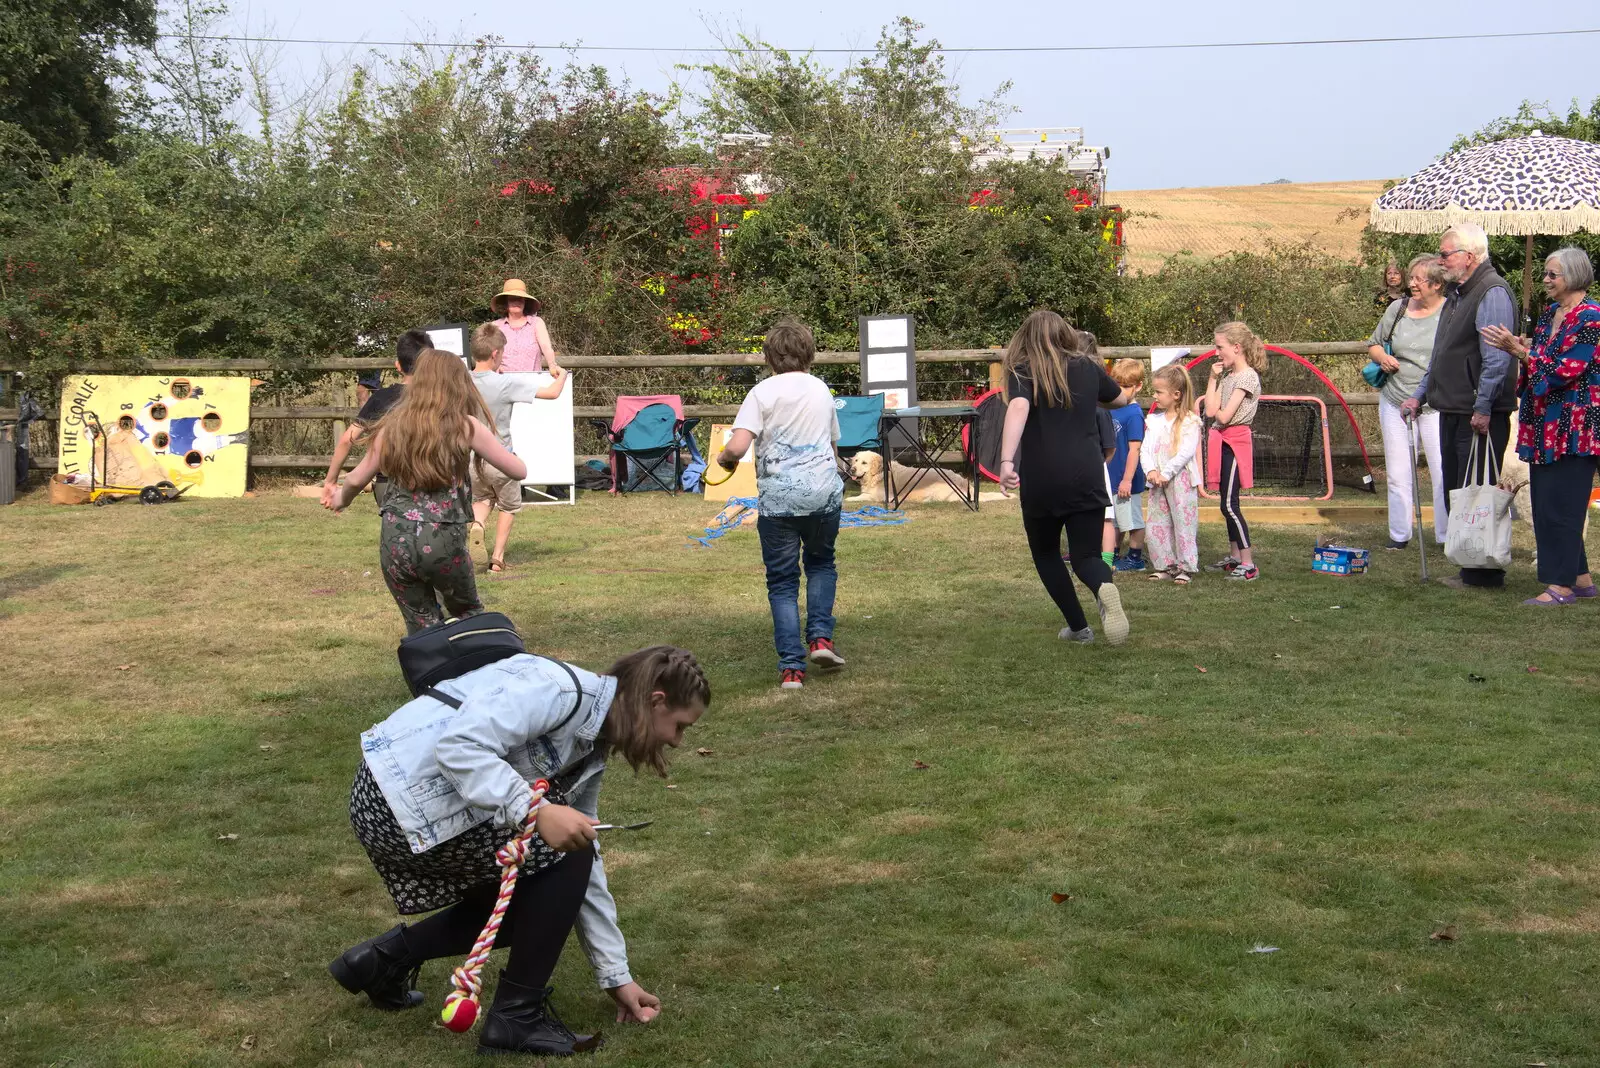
398, 612, 582, 709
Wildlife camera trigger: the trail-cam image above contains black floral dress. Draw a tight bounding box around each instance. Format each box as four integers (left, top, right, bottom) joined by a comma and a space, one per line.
377, 483, 481, 635
349, 760, 582, 914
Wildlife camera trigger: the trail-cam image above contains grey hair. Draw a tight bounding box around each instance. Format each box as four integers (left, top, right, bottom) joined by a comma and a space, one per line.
1546, 247, 1594, 292
1406, 253, 1447, 289
1442, 222, 1490, 259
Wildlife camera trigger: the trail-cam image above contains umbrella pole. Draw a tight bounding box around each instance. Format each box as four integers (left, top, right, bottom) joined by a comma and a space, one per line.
1521, 234, 1534, 331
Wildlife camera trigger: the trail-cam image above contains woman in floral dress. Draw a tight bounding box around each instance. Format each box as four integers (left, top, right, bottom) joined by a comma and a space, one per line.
330, 349, 527, 632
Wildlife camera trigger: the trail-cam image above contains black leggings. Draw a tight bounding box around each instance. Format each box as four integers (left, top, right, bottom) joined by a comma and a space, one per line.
403, 846, 595, 988
1023, 510, 1112, 632
1218, 444, 1250, 550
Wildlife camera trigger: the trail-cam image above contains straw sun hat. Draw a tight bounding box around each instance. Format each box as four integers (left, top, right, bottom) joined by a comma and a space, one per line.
490, 278, 541, 317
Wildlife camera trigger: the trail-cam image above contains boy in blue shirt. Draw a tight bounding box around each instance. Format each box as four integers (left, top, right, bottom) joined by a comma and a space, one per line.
1107, 359, 1148, 571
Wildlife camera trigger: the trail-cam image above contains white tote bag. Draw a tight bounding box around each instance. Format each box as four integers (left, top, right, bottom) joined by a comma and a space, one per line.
1444, 435, 1514, 570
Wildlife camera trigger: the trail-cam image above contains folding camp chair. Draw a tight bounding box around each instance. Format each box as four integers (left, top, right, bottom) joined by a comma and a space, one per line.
590, 394, 700, 494
834, 394, 887, 482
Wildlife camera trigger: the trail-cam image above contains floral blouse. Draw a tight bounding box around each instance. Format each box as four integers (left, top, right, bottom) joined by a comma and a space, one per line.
1516, 299, 1600, 465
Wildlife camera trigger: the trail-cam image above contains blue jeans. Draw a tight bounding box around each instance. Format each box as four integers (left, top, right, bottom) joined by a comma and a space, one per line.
757, 510, 841, 670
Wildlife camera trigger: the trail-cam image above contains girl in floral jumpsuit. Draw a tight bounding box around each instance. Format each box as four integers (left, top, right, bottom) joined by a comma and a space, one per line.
330, 349, 527, 633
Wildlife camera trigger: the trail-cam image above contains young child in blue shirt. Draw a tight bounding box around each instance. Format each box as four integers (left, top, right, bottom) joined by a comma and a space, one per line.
1107, 359, 1149, 571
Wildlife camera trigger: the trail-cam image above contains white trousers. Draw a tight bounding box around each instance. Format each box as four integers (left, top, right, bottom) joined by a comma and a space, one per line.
1378, 397, 1446, 544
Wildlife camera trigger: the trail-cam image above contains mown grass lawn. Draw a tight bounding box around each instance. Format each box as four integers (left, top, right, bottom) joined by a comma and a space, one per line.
2, 488, 1597, 1067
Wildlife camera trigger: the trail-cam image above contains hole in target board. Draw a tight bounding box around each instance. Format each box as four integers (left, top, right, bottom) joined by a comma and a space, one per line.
117, 415, 135, 431
153, 431, 170, 450
149, 403, 168, 421
184, 450, 203, 469
169, 380, 192, 400
201, 412, 222, 432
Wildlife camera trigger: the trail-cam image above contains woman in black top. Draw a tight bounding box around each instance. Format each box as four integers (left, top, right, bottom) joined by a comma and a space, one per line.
998, 310, 1130, 645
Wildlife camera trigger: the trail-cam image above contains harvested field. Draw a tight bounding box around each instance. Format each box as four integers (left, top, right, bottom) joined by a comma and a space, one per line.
1114, 179, 1394, 273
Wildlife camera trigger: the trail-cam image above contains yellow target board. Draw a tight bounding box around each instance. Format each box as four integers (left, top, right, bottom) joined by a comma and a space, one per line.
58, 376, 251, 498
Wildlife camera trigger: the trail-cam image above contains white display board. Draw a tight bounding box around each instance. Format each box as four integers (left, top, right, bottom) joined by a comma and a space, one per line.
507, 372, 575, 505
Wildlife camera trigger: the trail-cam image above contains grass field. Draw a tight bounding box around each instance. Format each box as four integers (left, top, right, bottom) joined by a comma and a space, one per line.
2, 488, 1598, 1067
1114, 181, 1392, 275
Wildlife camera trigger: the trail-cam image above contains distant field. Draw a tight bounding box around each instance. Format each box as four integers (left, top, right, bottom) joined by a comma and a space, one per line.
1113, 179, 1393, 274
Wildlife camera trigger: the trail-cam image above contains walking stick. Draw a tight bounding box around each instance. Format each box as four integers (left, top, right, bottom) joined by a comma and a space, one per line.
1408, 416, 1428, 583
439, 778, 550, 1033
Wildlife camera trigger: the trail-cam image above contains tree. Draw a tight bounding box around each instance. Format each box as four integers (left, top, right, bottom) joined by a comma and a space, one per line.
0, 0, 157, 160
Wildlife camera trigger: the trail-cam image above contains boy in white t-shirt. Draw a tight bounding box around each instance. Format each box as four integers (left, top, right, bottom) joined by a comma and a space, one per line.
716, 320, 846, 691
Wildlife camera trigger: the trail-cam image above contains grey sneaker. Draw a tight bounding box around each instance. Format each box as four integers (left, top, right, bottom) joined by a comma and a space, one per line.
1095, 584, 1130, 646
1205, 555, 1241, 572
1058, 626, 1094, 644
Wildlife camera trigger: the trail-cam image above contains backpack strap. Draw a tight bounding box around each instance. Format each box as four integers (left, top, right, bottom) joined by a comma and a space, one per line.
424, 655, 589, 737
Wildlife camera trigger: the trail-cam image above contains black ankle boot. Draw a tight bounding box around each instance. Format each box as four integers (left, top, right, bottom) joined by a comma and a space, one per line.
477, 973, 603, 1056
327, 924, 425, 1010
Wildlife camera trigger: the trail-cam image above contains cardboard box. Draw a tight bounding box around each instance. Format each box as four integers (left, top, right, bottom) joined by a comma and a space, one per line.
1312, 543, 1370, 575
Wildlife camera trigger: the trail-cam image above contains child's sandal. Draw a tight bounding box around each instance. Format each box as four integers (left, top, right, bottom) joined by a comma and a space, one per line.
1172, 572, 1191, 586
1148, 568, 1172, 581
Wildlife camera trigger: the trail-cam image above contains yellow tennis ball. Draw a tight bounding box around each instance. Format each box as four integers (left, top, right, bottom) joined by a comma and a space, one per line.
440, 993, 478, 1032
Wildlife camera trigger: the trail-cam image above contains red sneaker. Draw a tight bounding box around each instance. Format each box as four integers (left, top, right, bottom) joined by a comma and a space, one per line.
780, 668, 805, 690
807, 638, 846, 668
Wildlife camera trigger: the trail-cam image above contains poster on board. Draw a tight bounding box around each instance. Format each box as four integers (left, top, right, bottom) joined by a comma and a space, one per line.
506, 372, 575, 505
57, 375, 251, 497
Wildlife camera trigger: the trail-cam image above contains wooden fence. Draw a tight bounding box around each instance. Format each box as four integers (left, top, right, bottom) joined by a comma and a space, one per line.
2, 341, 1375, 472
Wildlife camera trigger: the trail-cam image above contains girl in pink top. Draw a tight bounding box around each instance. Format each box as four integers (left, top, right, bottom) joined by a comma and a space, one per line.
490, 279, 565, 375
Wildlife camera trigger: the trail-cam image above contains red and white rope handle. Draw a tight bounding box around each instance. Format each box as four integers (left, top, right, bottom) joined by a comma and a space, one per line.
439, 778, 549, 1032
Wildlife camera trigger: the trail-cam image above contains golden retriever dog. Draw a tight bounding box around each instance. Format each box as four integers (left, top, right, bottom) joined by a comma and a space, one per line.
848, 451, 973, 504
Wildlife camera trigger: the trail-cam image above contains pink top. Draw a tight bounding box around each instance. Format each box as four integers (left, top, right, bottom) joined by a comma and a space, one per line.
494, 315, 546, 373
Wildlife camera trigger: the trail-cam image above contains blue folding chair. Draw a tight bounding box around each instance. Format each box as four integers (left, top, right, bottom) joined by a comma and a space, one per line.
590, 396, 700, 494
834, 394, 887, 483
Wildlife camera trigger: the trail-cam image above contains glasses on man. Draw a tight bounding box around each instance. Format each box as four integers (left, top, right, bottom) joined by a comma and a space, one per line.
1437, 248, 1465, 259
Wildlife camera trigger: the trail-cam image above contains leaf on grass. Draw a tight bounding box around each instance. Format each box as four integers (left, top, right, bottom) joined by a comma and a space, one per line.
1429, 924, 1458, 941
1290, 616, 1302, 623
1248, 945, 1279, 953
1195, 665, 1208, 674
309, 588, 336, 595
114, 663, 135, 671
665, 784, 678, 790
1468, 674, 1487, 684
259, 744, 274, 752
911, 759, 932, 770
694, 747, 714, 757
216, 833, 239, 841
240, 1035, 256, 1051
1330, 605, 1343, 610
1527, 665, 1539, 674
1050, 892, 1072, 904
1272, 653, 1282, 659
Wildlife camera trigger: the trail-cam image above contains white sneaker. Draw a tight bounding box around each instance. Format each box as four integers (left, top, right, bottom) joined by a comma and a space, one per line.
1059, 626, 1094, 643
1095, 584, 1130, 646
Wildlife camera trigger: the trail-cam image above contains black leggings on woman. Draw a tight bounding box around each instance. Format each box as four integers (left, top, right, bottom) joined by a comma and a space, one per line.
1023, 510, 1113, 632
402, 846, 594, 987
1218, 444, 1251, 550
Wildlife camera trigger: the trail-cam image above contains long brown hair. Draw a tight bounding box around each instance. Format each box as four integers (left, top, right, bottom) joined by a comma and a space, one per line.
1002, 309, 1084, 408
1151, 364, 1198, 435
374, 349, 494, 490
599, 646, 711, 776
1214, 321, 1268, 374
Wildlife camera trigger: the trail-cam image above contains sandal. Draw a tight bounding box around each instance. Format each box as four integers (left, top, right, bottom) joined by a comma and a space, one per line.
1148, 568, 1173, 581
488, 556, 507, 574
1172, 572, 1191, 586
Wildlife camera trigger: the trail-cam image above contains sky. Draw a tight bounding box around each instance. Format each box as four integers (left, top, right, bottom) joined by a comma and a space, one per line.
219, 0, 1599, 190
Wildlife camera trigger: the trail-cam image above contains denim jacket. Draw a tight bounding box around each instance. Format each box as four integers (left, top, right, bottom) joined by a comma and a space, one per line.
360, 654, 632, 988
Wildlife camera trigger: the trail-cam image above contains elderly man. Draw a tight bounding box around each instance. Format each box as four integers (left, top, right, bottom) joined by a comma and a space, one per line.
1401, 222, 1517, 589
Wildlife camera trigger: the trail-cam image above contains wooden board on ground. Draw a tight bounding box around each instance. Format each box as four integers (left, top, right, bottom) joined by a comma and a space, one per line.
704, 424, 757, 502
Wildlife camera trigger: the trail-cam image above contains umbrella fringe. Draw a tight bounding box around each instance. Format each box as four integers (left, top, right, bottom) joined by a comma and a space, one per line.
1370, 206, 1600, 236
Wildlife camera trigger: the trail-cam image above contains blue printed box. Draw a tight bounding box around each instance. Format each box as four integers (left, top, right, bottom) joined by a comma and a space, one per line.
1313, 544, 1369, 576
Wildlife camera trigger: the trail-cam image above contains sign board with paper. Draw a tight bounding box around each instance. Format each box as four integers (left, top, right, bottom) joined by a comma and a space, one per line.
423, 323, 470, 359
704, 424, 758, 502
859, 314, 917, 442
